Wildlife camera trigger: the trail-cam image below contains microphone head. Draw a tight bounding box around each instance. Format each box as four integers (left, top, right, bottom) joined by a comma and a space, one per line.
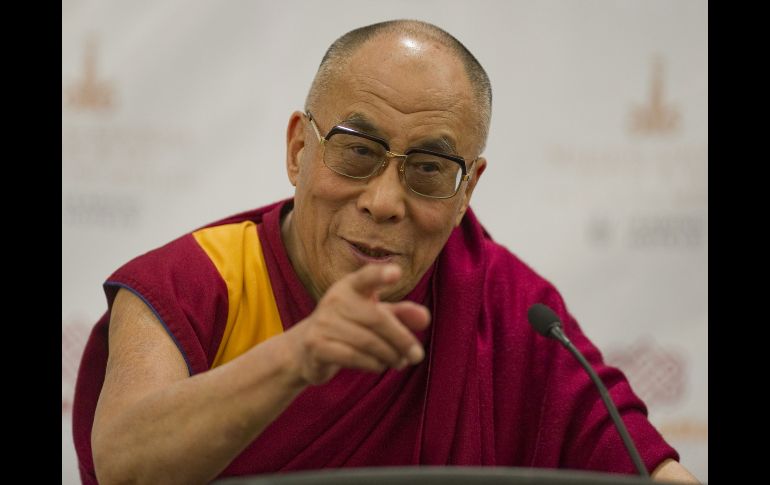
527, 303, 563, 338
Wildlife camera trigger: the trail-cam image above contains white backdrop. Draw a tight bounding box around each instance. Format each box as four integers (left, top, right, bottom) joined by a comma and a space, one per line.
62, 1, 708, 483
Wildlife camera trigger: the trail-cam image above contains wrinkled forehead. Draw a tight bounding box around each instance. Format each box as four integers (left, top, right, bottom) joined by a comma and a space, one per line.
320, 35, 481, 152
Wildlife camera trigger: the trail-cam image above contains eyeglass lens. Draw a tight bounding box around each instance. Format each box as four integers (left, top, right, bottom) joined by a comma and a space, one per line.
324, 132, 462, 198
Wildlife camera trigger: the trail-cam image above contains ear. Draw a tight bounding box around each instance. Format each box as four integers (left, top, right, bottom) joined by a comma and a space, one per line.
454, 157, 487, 227
285, 111, 307, 187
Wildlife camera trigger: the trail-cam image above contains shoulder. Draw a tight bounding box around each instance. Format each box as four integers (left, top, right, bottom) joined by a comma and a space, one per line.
482, 237, 564, 306
454, 209, 561, 302
109, 201, 279, 289
449, 212, 574, 335
108, 221, 257, 289
104, 219, 267, 372
192, 220, 259, 265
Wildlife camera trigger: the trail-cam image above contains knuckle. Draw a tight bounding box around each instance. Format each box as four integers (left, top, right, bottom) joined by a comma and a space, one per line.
340, 346, 358, 364
366, 305, 390, 327
359, 335, 382, 354
312, 308, 336, 330
303, 337, 322, 358
321, 290, 342, 306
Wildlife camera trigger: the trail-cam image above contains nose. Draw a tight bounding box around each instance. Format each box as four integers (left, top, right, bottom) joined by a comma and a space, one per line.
356, 156, 407, 223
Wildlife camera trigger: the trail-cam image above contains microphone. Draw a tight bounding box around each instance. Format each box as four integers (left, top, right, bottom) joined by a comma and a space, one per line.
527, 303, 649, 478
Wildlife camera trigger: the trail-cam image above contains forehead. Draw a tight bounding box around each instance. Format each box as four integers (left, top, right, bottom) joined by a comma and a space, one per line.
320, 34, 480, 153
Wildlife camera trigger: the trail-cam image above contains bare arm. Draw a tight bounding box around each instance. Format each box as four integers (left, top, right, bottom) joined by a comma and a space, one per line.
91, 264, 428, 485
651, 458, 701, 483
91, 288, 308, 484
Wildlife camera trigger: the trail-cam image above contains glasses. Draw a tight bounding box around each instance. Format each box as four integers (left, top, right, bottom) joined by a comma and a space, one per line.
306, 111, 475, 199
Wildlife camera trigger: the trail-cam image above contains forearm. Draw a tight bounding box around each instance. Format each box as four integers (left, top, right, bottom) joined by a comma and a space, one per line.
92, 333, 307, 485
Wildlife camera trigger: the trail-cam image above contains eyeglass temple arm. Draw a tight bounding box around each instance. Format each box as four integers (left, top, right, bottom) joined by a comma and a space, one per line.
463, 158, 479, 181
306, 111, 325, 143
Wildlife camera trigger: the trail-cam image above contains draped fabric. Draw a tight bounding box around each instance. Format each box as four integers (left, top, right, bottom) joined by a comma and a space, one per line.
73, 199, 677, 483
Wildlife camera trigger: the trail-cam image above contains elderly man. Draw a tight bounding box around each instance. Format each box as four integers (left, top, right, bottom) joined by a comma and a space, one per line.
73, 20, 698, 484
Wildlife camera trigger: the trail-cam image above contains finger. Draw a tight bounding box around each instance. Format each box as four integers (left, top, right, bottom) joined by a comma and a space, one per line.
383, 302, 430, 364
324, 318, 406, 369
338, 301, 425, 365
313, 339, 388, 374
347, 263, 401, 297
383, 301, 431, 332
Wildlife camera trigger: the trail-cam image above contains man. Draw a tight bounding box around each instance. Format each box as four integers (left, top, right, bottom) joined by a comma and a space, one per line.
73, 20, 699, 484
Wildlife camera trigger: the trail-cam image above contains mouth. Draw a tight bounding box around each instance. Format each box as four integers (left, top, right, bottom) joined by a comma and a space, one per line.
344, 239, 399, 261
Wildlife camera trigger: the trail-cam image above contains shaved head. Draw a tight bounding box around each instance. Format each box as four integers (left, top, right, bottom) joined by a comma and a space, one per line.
305, 20, 492, 153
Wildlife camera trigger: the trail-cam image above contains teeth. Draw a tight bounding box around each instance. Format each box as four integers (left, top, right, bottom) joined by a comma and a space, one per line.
355, 244, 388, 258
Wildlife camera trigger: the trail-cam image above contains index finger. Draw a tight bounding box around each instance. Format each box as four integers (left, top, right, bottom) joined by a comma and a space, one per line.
347, 263, 401, 297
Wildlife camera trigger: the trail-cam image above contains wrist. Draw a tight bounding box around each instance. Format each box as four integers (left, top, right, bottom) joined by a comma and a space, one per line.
273, 329, 311, 391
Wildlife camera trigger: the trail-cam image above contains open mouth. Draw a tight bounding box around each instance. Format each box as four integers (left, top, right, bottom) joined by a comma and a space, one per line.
348, 240, 396, 259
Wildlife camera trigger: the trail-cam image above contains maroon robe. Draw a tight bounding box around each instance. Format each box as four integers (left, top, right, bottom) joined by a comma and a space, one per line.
73, 200, 677, 483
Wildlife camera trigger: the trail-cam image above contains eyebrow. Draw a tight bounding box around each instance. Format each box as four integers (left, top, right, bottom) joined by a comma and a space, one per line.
415, 136, 458, 156
339, 113, 385, 138
339, 112, 460, 156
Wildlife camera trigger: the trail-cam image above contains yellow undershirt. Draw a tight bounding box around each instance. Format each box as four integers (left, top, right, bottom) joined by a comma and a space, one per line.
193, 221, 284, 368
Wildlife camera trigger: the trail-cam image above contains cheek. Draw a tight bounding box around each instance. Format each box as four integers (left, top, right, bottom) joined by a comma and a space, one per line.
301, 160, 356, 202
420, 198, 462, 231
409, 201, 462, 254
295, 168, 357, 244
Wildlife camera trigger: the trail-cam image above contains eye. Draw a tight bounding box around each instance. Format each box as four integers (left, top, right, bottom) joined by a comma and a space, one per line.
415, 161, 442, 174
350, 145, 373, 156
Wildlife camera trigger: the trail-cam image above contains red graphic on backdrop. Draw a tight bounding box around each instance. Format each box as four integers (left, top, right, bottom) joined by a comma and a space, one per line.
628, 55, 681, 136
62, 320, 92, 415
64, 34, 116, 112
604, 337, 686, 408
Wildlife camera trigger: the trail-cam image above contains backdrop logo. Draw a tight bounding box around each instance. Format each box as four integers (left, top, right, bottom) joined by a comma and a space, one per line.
605, 337, 686, 408
64, 34, 116, 112
628, 55, 680, 136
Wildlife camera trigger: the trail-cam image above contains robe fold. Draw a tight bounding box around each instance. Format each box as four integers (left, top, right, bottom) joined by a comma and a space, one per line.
73, 199, 677, 483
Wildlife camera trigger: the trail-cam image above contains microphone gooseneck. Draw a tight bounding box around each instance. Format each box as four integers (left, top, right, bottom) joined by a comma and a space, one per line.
527, 303, 649, 478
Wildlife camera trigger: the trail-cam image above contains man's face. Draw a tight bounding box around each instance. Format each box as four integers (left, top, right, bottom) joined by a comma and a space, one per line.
284, 34, 486, 301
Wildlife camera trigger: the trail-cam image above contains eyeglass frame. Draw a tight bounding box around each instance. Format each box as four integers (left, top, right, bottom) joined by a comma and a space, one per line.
305, 111, 476, 199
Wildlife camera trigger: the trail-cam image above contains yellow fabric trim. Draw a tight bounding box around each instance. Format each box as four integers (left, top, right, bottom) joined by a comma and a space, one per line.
193, 221, 284, 368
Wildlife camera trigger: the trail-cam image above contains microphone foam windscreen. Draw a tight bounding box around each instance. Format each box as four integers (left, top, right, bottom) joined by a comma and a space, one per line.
527, 303, 562, 337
